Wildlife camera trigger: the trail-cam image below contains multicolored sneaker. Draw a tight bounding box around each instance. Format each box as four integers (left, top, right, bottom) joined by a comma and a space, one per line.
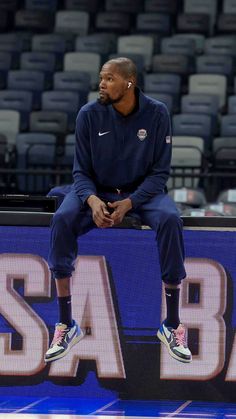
44, 320, 84, 363
157, 322, 192, 363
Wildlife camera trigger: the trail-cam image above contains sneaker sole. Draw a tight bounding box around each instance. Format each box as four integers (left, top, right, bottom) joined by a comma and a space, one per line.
157, 330, 192, 363
44, 330, 84, 363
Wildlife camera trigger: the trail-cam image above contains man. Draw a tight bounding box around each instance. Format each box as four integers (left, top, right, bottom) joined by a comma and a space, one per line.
45, 57, 192, 364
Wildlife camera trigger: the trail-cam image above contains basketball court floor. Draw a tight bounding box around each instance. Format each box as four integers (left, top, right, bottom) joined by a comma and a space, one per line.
0, 397, 235, 418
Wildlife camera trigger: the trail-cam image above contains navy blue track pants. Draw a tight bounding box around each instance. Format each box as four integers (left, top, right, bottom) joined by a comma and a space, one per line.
48, 190, 186, 285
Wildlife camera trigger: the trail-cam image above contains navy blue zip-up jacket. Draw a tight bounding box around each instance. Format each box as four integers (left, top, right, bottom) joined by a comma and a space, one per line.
73, 88, 172, 209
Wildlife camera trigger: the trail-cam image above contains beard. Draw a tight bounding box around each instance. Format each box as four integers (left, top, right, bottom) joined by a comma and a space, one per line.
98, 92, 124, 106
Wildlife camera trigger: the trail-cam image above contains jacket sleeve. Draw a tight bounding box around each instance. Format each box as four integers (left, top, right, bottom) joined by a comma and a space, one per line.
129, 105, 172, 209
73, 109, 97, 203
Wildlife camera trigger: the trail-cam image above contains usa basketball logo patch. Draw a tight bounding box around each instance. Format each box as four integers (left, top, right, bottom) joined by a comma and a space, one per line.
137, 129, 147, 141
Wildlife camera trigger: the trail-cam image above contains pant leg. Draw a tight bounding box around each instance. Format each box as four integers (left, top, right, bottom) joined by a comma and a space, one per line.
48, 189, 95, 279
137, 193, 186, 285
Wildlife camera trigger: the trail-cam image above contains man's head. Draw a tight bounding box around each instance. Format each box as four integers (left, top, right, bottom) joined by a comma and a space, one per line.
98, 57, 137, 106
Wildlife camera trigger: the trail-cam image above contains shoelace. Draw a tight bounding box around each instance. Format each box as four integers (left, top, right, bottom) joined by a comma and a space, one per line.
52, 328, 66, 345
173, 325, 186, 347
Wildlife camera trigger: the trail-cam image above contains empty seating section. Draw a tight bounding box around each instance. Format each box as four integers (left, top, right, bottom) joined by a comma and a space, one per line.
0, 0, 234, 205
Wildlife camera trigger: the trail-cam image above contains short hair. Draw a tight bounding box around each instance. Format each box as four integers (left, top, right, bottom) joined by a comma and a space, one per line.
104, 57, 137, 82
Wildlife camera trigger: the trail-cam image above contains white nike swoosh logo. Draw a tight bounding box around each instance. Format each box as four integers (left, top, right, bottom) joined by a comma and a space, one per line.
98, 131, 110, 136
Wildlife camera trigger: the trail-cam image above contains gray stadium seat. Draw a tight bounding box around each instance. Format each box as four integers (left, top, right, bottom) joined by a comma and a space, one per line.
223, 0, 236, 13
20, 52, 57, 74
189, 74, 227, 109
117, 35, 154, 70
169, 187, 207, 208
144, 73, 181, 95
63, 52, 101, 88
0, 109, 20, 148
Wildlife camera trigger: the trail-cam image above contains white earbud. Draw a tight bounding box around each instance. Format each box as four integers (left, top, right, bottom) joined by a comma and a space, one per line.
128, 82, 132, 88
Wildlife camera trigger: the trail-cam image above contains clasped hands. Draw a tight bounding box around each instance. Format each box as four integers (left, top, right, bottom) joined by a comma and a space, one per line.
87, 195, 132, 228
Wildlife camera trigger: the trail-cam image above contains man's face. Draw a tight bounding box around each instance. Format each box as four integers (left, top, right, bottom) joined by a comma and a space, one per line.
98, 63, 128, 105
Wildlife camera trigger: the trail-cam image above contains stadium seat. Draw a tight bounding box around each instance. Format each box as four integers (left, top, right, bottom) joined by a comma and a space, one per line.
0, 109, 20, 148
25, 0, 58, 11
228, 95, 236, 113
16, 132, 57, 193
75, 33, 116, 58
117, 35, 154, 70
144, 0, 177, 14
14, 9, 54, 32
95, 12, 130, 34
55, 11, 89, 36
87, 91, 99, 102
0, 0, 18, 11
144, 73, 181, 111
168, 135, 205, 188
204, 36, 236, 56
7, 70, 45, 109
172, 113, 213, 150
29, 111, 68, 136
196, 55, 233, 77
64, 0, 100, 12
217, 14, 236, 34
213, 136, 236, 169
136, 13, 171, 35
20, 52, 57, 74
63, 52, 101, 89
145, 92, 174, 114
0, 90, 32, 131
217, 188, 236, 204
188, 74, 227, 109
105, 0, 143, 13
169, 187, 207, 209
220, 115, 236, 136
32, 34, 68, 55
53, 71, 91, 102
161, 36, 196, 56
176, 13, 211, 35
152, 54, 193, 75
41, 90, 81, 132
181, 94, 220, 115
184, 0, 217, 34
223, 0, 236, 13
173, 33, 205, 54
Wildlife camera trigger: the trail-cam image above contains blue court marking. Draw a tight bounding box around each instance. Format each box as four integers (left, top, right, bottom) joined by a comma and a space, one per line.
91, 399, 236, 418
0, 397, 235, 417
